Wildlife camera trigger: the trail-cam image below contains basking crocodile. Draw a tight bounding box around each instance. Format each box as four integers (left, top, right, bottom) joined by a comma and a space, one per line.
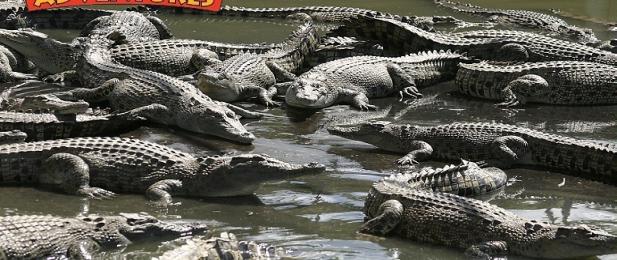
0, 136, 325, 203
361, 167, 617, 259
331, 15, 617, 66
0, 213, 208, 259
284, 50, 467, 110
80, 10, 173, 43
455, 61, 617, 107
55, 35, 261, 144
196, 18, 319, 106
0, 107, 151, 141
328, 121, 617, 184
156, 232, 283, 260
434, 0, 598, 44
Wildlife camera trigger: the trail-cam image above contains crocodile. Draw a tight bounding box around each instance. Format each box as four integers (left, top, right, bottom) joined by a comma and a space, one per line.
284, 50, 467, 110
434, 0, 599, 44
46, 34, 263, 144
80, 10, 173, 44
196, 18, 319, 106
0, 213, 208, 259
330, 15, 617, 66
137, 5, 473, 32
0, 44, 36, 82
156, 232, 284, 260
303, 36, 387, 69
0, 136, 325, 203
0, 107, 150, 141
360, 167, 617, 259
328, 121, 617, 184
455, 61, 617, 107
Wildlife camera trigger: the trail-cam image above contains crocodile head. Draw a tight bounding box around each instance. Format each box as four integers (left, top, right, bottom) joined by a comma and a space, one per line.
188, 154, 325, 197
83, 213, 208, 247
327, 121, 411, 153
285, 76, 336, 109
180, 102, 255, 144
0, 28, 80, 74
17, 95, 90, 114
196, 70, 242, 102
558, 25, 599, 45
518, 224, 617, 258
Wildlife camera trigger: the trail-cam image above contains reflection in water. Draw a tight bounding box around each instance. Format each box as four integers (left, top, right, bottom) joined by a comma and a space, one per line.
2, 1, 617, 259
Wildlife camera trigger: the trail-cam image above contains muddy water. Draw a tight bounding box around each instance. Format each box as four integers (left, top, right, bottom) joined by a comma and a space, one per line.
7, 0, 617, 259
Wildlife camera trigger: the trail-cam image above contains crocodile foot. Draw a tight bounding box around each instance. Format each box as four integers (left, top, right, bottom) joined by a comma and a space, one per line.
396, 156, 419, 166
398, 86, 423, 100
77, 187, 116, 200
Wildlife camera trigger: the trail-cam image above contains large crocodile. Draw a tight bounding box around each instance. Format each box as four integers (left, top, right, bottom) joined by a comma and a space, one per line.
328, 121, 617, 184
0, 107, 150, 141
0, 213, 208, 259
196, 18, 319, 106
331, 15, 617, 66
455, 61, 617, 107
0, 136, 325, 203
361, 167, 617, 259
55, 35, 261, 144
284, 50, 467, 110
434, 0, 598, 44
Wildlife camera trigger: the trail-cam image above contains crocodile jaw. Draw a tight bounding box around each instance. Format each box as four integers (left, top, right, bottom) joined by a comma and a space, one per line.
520, 225, 617, 259
0, 29, 72, 74
190, 154, 325, 197
327, 121, 403, 153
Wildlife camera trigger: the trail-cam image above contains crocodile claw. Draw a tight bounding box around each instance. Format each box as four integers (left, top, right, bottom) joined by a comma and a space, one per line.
396, 157, 418, 166
495, 98, 521, 108
358, 103, 378, 111
78, 187, 116, 200
399, 86, 423, 99
263, 100, 282, 108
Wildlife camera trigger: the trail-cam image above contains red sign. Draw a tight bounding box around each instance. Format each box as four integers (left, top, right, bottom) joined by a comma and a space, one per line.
26, 0, 222, 11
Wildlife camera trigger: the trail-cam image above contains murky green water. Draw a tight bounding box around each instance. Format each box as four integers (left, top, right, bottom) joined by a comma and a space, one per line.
7, 0, 617, 259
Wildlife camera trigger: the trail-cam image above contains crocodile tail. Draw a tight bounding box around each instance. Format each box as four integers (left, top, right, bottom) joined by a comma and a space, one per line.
267, 17, 320, 73
434, 0, 497, 14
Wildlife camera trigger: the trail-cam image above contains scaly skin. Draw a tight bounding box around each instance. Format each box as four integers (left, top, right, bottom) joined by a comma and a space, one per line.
455, 61, 617, 106
331, 15, 617, 66
62, 36, 260, 144
80, 11, 173, 43
328, 121, 617, 184
156, 232, 283, 260
0, 108, 149, 141
196, 19, 320, 106
284, 50, 467, 110
0, 136, 325, 202
360, 167, 617, 259
1, 94, 90, 114
304, 36, 387, 68
434, 0, 598, 44
0, 213, 208, 259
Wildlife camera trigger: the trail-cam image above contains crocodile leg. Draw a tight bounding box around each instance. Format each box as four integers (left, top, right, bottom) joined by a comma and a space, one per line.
265, 61, 297, 82
340, 88, 377, 111
215, 101, 264, 119
66, 240, 100, 260
386, 63, 422, 99
40, 153, 116, 199
497, 43, 530, 61
146, 16, 174, 39
490, 136, 528, 167
54, 78, 120, 103
464, 241, 509, 259
43, 70, 78, 83
8, 71, 37, 81
496, 74, 549, 107
359, 200, 404, 235
397, 140, 434, 165
245, 85, 281, 107
146, 179, 183, 206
